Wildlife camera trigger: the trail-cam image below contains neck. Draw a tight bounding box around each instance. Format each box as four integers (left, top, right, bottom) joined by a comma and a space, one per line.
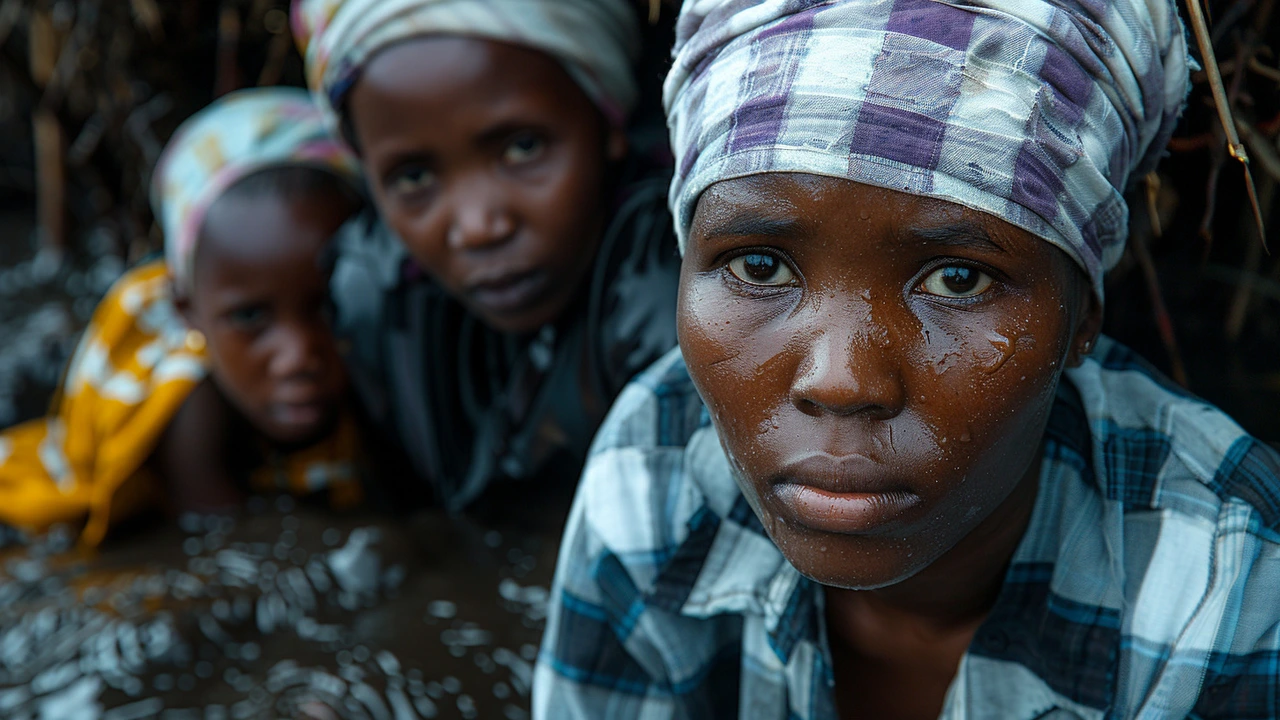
828, 444, 1042, 630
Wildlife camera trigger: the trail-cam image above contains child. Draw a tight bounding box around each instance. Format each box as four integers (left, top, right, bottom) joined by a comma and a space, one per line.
0, 88, 365, 546
536, 1, 1280, 718
292, 0, 681, 511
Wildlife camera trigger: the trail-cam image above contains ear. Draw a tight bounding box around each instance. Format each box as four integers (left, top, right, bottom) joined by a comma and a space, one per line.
606, 125, 628, 163
1065, 289, 1103, 368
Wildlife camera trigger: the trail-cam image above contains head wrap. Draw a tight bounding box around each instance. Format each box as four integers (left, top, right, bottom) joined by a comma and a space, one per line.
152, 87, 362, 293
665, 0, 1191, 296
292, 0, 643, 132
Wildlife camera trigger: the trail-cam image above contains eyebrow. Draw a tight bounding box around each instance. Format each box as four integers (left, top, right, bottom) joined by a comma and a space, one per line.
908, 221, 1006, 253
378, 151, 436, 185
700, 210, 807, 240
474, 120, 542, 147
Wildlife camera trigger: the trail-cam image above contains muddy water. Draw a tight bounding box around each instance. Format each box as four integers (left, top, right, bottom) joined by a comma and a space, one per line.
0, 488, 572, 720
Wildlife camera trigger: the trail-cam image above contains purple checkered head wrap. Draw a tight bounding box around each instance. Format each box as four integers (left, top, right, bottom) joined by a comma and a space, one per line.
665, 0, 1191, 296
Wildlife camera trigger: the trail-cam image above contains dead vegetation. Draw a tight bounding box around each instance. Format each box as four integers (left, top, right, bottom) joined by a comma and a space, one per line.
0, 0, 298, 261
0, 0, 1276, 434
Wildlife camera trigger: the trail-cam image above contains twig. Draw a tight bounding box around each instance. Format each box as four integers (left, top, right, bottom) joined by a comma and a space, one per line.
1225, 175, 1274, 340
215, 3, 241, 97
1199, 124, 1226, 255
1250, 57, 1280, 85
1236, 117, 1280, 182
1184, 0, 1268, 250
1137, 173, 1189, 386
255, 29, 291, 87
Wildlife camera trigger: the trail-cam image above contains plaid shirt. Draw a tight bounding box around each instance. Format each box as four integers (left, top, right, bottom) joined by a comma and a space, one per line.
535, 337, 1280, 719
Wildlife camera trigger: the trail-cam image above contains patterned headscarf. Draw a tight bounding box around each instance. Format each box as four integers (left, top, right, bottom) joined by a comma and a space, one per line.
152, 87, 362, 293
292, 0, 642, 132
665, 0, 1191, 296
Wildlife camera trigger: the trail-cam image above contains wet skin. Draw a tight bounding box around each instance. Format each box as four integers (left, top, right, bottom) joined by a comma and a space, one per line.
181, 189, 355, 449
348, 36, 626, 335
679, 174, 1100, 719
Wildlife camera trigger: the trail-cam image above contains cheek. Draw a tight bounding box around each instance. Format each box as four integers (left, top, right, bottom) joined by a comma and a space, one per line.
907, 303, 1069, 489
204, 332, 266, 397
372, 192, 444, 267
678, 273, 799, 458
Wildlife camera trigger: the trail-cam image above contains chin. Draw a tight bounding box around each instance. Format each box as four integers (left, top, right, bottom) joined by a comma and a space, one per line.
770, 524, 938, 591
263, 415, 338, 450
477, 299, 567, 335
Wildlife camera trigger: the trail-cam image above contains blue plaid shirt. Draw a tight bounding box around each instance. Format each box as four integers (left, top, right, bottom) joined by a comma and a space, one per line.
535, 337, 1280, 719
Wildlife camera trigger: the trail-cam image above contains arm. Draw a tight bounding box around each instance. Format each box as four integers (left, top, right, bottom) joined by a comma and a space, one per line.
149, 378, 245, 515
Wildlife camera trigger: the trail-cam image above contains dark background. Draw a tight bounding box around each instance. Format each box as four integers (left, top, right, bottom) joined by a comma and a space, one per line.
0, 0, 1277, 443
0, 2, 1274, 718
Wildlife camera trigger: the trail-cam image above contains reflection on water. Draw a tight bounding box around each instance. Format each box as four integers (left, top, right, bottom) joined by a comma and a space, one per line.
0, 492, 567, 720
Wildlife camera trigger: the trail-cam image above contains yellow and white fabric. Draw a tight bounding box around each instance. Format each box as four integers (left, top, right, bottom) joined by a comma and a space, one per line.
0, 261, 363, 546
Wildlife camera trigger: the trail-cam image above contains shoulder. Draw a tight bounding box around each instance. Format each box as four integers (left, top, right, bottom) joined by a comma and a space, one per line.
328, 211, 410, 326
541, 349, 778, 707
565, 347, 763, 595
1064, 336, 1280, 531
102, 259, 172, 313
1058, 337, 1280, 714
85, 258, 191, 360
576, 348, 719, 565
587, 173, 682, 394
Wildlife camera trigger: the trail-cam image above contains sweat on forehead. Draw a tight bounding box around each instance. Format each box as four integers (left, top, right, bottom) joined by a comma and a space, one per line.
664, 0, 1191, 300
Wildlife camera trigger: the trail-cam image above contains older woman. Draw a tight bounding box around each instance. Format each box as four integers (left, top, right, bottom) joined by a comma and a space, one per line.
536, 1, 1280, 718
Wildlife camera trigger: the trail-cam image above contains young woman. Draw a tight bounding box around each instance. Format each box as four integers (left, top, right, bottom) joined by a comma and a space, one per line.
293, 0, 680, 511
537, 1, 1280, 717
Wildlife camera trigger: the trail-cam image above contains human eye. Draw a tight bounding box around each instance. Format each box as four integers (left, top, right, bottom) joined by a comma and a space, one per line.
225, 304, 270, 332
916, 265, 993, 299
726, 252, 797, 287
501, 133, 546, 165
385, 164, 436, 198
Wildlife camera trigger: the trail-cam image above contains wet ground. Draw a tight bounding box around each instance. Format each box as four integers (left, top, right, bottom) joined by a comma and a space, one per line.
0, 488, 572, 720
1, 200, 1278, 720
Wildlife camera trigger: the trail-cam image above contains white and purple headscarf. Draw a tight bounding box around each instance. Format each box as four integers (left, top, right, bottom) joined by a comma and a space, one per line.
293, 0, 643, 134
665, 0, 1191, 296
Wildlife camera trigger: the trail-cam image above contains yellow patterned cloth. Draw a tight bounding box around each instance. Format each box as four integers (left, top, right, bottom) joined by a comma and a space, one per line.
0, 260, 362, 546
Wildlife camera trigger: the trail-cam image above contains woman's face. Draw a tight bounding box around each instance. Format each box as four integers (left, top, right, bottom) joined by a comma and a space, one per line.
348, 36, 624, 334
679, 174, 1099, 590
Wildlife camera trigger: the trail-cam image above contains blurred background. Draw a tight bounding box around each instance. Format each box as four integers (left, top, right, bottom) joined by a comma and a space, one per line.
0, 0, 1278, 442
0, 1, 1275, 716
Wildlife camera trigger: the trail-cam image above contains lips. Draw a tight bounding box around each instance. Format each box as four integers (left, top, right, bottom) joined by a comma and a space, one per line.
270, 400, 329, 431
770, 453, 921, 535
465, 268, 552, 316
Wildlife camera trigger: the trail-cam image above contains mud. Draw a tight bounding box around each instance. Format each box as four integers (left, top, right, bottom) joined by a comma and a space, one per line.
0, 490, 570, 720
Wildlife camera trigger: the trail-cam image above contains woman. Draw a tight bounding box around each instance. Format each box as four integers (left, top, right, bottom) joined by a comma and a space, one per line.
537, 1, 1280, 717
293, 0, 681, 512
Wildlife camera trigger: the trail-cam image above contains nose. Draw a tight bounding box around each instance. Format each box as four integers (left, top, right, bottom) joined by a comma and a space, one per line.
446, 175, 516, 251
790, 321, 905, 419
268, 321, 328, 381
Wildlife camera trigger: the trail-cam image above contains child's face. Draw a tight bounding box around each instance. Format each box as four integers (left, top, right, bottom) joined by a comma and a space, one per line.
679, 174, 1099, 590
348, 36, 624, 334
183, 190, 353, 447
